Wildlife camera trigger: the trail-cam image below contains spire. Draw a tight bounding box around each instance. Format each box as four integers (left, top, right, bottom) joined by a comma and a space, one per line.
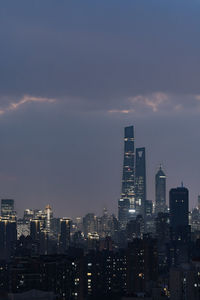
181, 181, 184, 188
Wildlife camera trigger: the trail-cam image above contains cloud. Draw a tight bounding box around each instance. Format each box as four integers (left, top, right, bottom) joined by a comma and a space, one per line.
106, 92, 200, 116
108, 109, 134, 114
129, 92, 168, 112
0, 95, 56, 115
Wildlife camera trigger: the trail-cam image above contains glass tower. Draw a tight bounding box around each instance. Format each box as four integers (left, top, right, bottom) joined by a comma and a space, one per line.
135, 147, 146, 217
155, 165, 167, 214
119, 126, 135, 229
121, 126, 135, 199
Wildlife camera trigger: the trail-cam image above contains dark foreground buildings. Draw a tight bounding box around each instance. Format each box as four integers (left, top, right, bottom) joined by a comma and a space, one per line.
0, 127, 200, 299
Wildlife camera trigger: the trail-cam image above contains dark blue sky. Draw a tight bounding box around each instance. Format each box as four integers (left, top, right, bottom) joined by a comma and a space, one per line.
0, 0, 200, 217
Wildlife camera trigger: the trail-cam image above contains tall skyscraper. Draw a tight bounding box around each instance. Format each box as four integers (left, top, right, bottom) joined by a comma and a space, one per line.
169, 186, 190, 243
119, 126, 135, 228
135, 147, 146, 217
155, 166, 167, 214
121, 126, 135, 200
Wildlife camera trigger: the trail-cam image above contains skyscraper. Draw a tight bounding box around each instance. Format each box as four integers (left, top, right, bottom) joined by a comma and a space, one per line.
135, 147, 146, 217
0, 218, 17, 259
60, 218, 71, 252
121, 126, 135, 199
119, 126, 135, 228
169, 186, 190, 242
155, 166, 167, 214
1, 199, 15, 218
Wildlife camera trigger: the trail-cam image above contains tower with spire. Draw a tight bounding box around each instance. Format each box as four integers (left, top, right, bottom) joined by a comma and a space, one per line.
155, 165, 167, 214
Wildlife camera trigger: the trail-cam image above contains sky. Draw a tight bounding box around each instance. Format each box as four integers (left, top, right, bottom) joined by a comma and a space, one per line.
0, 0, 200, 218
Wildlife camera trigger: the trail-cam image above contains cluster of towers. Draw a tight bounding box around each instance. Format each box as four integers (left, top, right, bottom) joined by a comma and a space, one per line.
118, 125, 167, 229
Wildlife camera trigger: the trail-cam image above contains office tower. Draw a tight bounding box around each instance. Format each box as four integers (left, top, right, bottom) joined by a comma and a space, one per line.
30, 219, 41, 241
0, 218, 17, 259
44, 204, 53, 234
83, 213, 97, 237
119, 126, 135, 228
169, 186, 190, 243
135, 147, 146, 217
155, 165, 167, 214
121, 126, 135, 200
1, 199, 15, 218
23, 209, 34, 221
60, 218, 71, 252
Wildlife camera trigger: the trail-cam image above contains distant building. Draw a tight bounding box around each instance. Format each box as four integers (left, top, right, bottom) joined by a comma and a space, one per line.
169, 186, 190, 243
155, 166, 167, 214
0, 218, 17, 259
59, 218, 71, 252
119, 126, 135, 228
30, 219, 41, 241
1, 199, 15, 218
83, 213, 97, 237
135, 147, 146, 217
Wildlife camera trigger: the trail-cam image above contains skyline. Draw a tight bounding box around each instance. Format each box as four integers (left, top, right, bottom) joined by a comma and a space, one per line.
1, 1, 200, 217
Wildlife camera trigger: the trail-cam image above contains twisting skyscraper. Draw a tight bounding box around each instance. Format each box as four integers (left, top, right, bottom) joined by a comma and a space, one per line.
135, 147, 146, 217
155, 165, 167, 214
119, 126, 135, 229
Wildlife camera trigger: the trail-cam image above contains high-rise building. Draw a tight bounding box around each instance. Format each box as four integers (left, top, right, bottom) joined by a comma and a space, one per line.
30, 219, 41, 241
59, 218, 71, 252
155, 166, 167, 214
121, 126, 135, 200
1, 199, 15, 218
119, 126, 135, 228
0, 217, 17, 259
83, 213, 97, 237
44, 205, 53, 234
169, 186, 190, 243
135, 147, 146, 217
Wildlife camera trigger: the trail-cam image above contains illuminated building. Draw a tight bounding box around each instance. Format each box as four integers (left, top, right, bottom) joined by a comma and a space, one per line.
83, 213, 97, 237
44, 205, 53, 234
155, 165, 167, 214
135, 147, 146, 217
30, 219, 41, 241
119, 126, 135, 228
17, 219, 30, 239
1, 199, 15, 218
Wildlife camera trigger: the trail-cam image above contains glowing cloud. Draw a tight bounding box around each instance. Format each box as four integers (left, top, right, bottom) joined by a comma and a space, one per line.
0, 95, 56, 115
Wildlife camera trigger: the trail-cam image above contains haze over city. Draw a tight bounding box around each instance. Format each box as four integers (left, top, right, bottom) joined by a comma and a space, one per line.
1, 0, 200, 217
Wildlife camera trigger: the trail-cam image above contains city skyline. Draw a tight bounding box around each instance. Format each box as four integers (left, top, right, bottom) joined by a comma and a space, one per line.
1, 1, 200, 217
